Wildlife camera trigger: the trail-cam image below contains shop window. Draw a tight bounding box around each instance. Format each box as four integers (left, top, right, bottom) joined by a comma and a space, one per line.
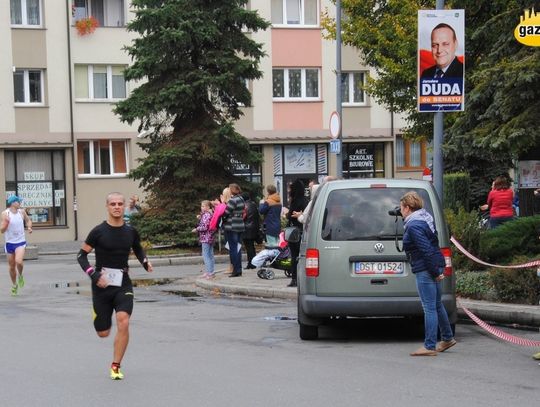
10, 0, 41, 27
75, 65, 127, 101
343, 143, 385, 178
232, 146, 262, 185
13, 69, 44, 105
396, 136, 431, 169
272, 68, 320, 100
73, 0, 125, 27
77, 140, 128, 176
4, 150, 67, 227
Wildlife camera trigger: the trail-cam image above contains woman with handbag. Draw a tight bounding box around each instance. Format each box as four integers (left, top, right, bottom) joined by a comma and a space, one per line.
286, 179, 307, 287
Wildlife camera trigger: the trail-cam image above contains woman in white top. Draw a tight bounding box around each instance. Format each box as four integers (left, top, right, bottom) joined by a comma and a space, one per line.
1, 196, 32, 296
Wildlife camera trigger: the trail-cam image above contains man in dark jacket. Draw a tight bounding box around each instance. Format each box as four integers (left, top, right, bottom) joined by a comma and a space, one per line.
223, 183, 245, 277
241, 192, 260, 269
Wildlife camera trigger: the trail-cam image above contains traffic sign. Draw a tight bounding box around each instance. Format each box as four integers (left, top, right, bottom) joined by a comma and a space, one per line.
329, 111, 341, 139
330, 139, 341, 154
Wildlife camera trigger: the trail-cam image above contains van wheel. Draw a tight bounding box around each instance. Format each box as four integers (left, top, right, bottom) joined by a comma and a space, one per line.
299, 323, 318, 340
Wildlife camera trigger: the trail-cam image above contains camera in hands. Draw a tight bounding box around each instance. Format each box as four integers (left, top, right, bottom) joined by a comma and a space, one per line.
388, 206, 402, 217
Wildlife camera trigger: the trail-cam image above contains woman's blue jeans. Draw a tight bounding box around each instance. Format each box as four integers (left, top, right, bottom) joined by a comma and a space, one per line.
415, 271, 454, 350
225, 231, 242, 274
201, 242, 214, 274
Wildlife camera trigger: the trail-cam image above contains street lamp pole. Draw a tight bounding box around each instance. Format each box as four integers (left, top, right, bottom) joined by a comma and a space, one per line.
336, 0, 343, 178
433, 0, 445, 200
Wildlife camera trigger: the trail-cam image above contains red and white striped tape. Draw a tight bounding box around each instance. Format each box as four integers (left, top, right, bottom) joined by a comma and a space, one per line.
450, 236, 540, 269
458, 299, 540, 347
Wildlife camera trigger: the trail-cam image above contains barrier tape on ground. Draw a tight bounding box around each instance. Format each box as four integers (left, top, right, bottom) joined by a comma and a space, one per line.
450, 236, 540, 269
458, 299, 540, 347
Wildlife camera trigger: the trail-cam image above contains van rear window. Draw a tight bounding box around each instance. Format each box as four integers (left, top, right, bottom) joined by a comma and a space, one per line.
321, 188, 434, 241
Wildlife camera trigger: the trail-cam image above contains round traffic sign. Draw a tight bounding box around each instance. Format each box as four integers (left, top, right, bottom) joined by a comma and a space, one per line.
329, 111, 341, 139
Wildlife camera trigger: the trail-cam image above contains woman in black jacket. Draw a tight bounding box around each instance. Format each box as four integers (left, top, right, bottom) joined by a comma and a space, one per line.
286, 179, 308, 287
241, 192, 260, 269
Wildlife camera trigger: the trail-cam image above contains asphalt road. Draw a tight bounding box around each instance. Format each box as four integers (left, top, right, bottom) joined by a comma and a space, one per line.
0, 256, 538, 407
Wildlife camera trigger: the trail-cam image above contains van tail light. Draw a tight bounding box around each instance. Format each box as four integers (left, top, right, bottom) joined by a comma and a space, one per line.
441, 247, 453, 276
305, 248, 319, 277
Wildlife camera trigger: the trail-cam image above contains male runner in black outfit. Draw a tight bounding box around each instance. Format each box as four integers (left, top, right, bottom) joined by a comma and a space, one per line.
77, 192, 153, 380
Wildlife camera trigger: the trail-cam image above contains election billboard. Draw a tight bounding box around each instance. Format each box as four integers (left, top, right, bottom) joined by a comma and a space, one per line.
418, 10, 465, 112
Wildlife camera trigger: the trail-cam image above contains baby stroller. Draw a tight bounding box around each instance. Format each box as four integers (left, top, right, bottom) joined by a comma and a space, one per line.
252, 231, 292, 280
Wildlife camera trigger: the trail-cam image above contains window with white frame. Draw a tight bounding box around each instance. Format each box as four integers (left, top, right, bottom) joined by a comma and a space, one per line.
10, 0, 41, 27
13, 69, 44, 104
341, 72, 366, 105
77, 140, 128, 176
74, 65, 126, 101
73, 0, 125, 27
271, 0, 318, 26
272, 68, 320, 100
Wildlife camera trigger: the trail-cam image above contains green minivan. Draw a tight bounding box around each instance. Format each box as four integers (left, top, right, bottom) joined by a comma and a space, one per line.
297, 179, 456, 340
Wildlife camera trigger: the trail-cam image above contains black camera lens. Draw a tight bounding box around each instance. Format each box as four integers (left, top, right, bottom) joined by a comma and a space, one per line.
388, 206, 402, 217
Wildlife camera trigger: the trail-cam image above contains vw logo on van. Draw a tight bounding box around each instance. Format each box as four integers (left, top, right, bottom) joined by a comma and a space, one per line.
374, 243, 385, 253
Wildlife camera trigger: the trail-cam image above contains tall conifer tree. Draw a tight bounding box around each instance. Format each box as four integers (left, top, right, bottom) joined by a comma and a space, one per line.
115, 1, 269, 244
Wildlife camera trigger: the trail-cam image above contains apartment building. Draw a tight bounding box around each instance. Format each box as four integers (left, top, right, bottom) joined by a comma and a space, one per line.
1, 0, 428, 243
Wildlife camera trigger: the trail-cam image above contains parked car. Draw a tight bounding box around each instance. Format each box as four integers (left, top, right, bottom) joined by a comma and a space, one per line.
297, 179, 456, 340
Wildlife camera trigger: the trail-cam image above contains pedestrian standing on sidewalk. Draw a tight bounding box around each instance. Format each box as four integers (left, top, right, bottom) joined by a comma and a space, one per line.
192, 200, 215, 279
480, 175, 514, 229
77, 192, 153, 380
222, 183, 245, 277
1, 195, 32, 296
400, 191, 456, 356
241, 192, 260, 269
286, 179, 307, 288
259, 185, 282, 246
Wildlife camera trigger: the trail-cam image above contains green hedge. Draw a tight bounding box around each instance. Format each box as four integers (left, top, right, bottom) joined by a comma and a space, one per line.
443, 172, 470, 212
478, 216, 540, 263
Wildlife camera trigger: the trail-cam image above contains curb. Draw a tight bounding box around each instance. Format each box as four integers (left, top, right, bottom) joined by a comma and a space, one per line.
195, 275, 297, 300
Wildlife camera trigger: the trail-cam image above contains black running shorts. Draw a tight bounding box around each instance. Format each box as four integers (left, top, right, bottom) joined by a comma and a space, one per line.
92, 276, 133, 332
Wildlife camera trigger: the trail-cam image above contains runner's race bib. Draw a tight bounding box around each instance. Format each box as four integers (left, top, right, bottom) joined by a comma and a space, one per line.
102, 268, 124, 287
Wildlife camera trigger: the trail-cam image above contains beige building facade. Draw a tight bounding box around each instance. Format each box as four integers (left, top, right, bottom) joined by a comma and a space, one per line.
1, 1, 427, 243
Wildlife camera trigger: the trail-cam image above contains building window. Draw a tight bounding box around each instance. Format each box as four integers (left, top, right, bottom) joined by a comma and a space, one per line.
74, 65, 126, 101
396, 136, 431, 169
10, 0, 41, 27
271, 0, 318, 26
343, 143, 384, 178
13, 69, 44, 105
4, 150, 67, 227
272, 68, 320, 100
77, 140, 128, 176
73, 0, 125, 27
341, 72, 366, 105
232, 146, 262, 185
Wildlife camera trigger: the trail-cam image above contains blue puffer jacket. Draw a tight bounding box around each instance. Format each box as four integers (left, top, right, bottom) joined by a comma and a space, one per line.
402, 212, 445, 277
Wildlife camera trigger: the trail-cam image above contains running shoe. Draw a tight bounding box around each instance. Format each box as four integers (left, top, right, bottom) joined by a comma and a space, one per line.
110, 364, 124, 380
11, 285, 18, 296
18, 274, 24, 289
532, 351, 540, 360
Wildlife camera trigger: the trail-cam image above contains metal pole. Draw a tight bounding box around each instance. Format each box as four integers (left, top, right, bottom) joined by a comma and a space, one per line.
433, 0, 445, 200
336, 0, 343, 178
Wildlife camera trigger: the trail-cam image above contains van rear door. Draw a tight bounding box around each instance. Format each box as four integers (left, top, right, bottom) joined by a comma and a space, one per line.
313, 186, 434, 297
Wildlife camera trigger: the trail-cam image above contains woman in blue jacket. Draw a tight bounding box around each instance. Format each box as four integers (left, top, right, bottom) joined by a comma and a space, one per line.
400, 191, 456, 356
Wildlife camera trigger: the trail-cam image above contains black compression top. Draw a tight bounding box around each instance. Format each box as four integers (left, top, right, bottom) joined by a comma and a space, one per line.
85, 221, 146, 270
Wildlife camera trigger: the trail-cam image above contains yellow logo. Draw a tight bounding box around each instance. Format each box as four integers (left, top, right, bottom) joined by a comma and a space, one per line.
514, 8, 540, 46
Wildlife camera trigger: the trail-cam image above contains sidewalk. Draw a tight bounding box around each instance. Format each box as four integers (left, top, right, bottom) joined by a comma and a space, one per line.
6, 240, 540, 328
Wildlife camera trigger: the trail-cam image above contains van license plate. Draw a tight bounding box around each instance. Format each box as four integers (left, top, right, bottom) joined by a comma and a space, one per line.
354, 262, 404, 274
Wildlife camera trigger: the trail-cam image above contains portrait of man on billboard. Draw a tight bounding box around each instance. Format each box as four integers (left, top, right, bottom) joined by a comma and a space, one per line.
421, 23, 464, 79
418, 10, 465, 112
